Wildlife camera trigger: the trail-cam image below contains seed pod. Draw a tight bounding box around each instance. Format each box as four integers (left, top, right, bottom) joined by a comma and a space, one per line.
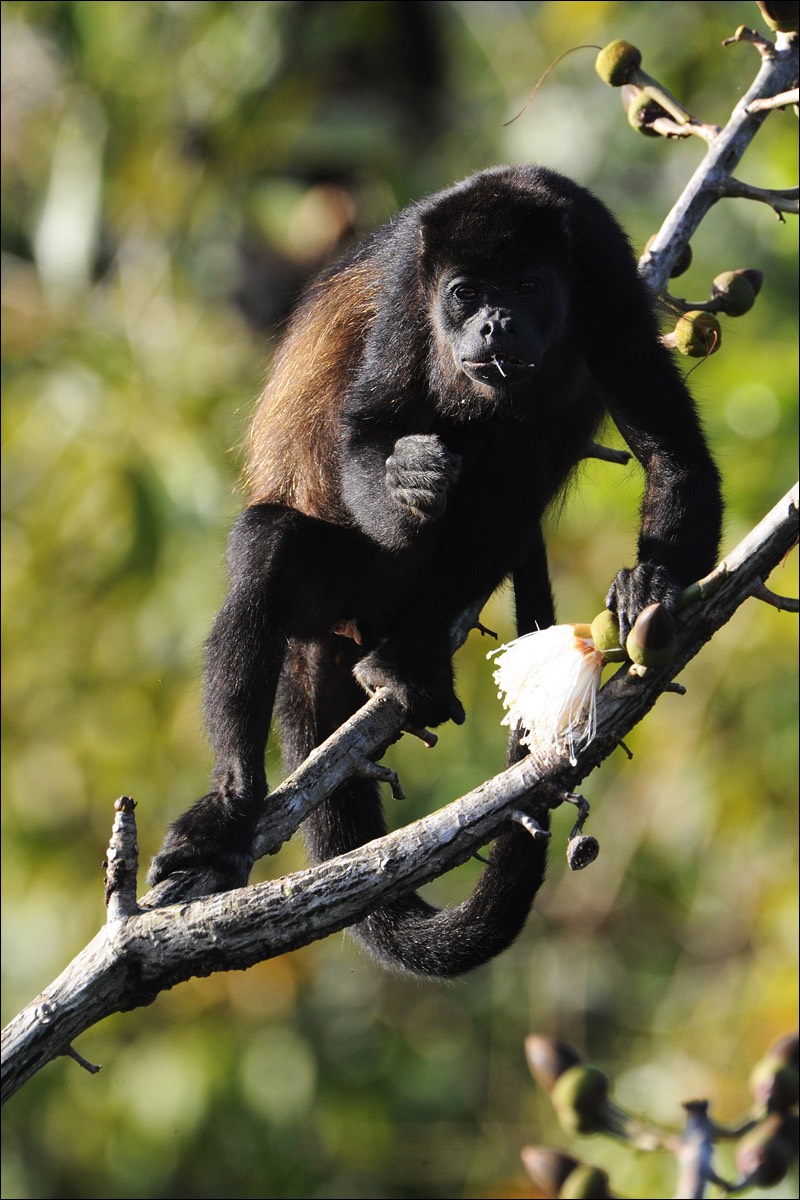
561, 1165, 614, 1199
733, 267, 764, 297
595, 40, 643, 87
671, 243, 693, 278
590, 609, 627, 662
711, 270, 757, 316
735, 1111, 800, 1187
756, 1, 800, 32
750, 1033, 800, 1112
568, 835, 600, 871
551, 1064, 613, 1135
671, 310, 722, 357
627, 91, 664, 136
644, 235, 692, 278
625, 603, 677, 669
525, 1034, 583, 1091
751, 1059, 800, 1112
520, 1147, 581, 1194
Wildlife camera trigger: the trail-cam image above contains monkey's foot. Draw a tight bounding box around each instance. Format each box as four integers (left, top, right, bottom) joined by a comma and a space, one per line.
606, 562, 681, 644
147, 792, 257, 898
147, 844, 253, 898
353, 650, 466, 728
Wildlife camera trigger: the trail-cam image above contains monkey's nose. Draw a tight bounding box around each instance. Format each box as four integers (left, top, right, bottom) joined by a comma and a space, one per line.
481, 313, 514, 338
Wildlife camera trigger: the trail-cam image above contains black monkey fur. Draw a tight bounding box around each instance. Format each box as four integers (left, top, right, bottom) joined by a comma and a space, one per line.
149, 165, 723, 977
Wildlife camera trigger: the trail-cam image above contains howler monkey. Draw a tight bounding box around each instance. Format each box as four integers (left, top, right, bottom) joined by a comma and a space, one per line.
149, 165, 722, 977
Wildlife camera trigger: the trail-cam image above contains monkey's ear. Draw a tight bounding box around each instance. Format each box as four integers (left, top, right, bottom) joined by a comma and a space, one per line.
418, 198, 454, 244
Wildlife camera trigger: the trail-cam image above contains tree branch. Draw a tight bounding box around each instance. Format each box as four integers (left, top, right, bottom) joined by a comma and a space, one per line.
717, 178, 799, 213
3, 484, 797, 1104
638, 31, 798, 291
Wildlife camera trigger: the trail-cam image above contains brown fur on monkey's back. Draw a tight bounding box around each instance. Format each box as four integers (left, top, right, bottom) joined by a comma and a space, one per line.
244, 260, 380, 520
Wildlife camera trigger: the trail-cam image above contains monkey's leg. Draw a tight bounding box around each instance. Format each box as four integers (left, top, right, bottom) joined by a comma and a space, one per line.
147, 577, 284, 890
149, 506, 348, 891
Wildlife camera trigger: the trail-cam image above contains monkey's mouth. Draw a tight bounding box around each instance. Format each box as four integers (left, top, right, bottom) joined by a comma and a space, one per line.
461, 355, 538, 386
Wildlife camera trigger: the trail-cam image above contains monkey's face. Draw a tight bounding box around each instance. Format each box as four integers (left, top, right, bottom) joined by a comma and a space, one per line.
434, 265, 566, 394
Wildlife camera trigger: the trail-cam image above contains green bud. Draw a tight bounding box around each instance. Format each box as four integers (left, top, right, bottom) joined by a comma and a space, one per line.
672, 310, 722, 357
560, 1164, 614, 1199
590, 609, 627, 662
625, 604, 677, 670
551, 1064, 613, 1135
627, 92, 663, 136
595, 41, 643, 87
765, 1030, 800, 1067
735, 1111, 800, 1187
525, 1034, 583, 1091
644, 236, 692, 279
733, 267, 764, 297
751, 1061, 800, 1112
750, 1034, 800, 1111
711, 270, 757, 316
520, 1146, 580, 1194
670, 243, 693, 279
756, 1, 800, 32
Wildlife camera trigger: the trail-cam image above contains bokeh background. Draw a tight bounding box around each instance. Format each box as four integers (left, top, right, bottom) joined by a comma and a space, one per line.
2, 2, 797, 1197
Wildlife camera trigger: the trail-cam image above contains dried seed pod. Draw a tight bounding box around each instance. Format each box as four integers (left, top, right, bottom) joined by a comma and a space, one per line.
568, 835, 600, 871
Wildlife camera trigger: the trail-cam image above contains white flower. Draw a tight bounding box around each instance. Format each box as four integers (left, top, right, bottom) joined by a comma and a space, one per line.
488, 624, 605, 766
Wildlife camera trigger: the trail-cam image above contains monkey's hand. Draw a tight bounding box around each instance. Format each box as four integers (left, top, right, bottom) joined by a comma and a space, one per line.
606, 562, 682, 646
354, 643, 466, 728
386, 434, 461, 523
147, 793, 257, 893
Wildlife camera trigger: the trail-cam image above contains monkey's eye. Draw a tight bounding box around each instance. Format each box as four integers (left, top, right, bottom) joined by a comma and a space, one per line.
451, 282, 480, 302
515, 280, 540, 295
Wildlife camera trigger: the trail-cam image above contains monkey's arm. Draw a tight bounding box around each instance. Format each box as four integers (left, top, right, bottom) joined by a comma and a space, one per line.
569, 207, 722, 640
601, 337, 723, 640
338, 406, 461, 551
504, 527, 559, 767
513, 525, 557, 636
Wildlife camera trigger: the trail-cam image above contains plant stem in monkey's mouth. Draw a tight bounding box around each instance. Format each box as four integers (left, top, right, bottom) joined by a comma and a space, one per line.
465, 356, 536, 375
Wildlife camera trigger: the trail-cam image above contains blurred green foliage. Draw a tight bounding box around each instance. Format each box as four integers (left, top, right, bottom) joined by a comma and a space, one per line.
1, 2, 797, 1197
